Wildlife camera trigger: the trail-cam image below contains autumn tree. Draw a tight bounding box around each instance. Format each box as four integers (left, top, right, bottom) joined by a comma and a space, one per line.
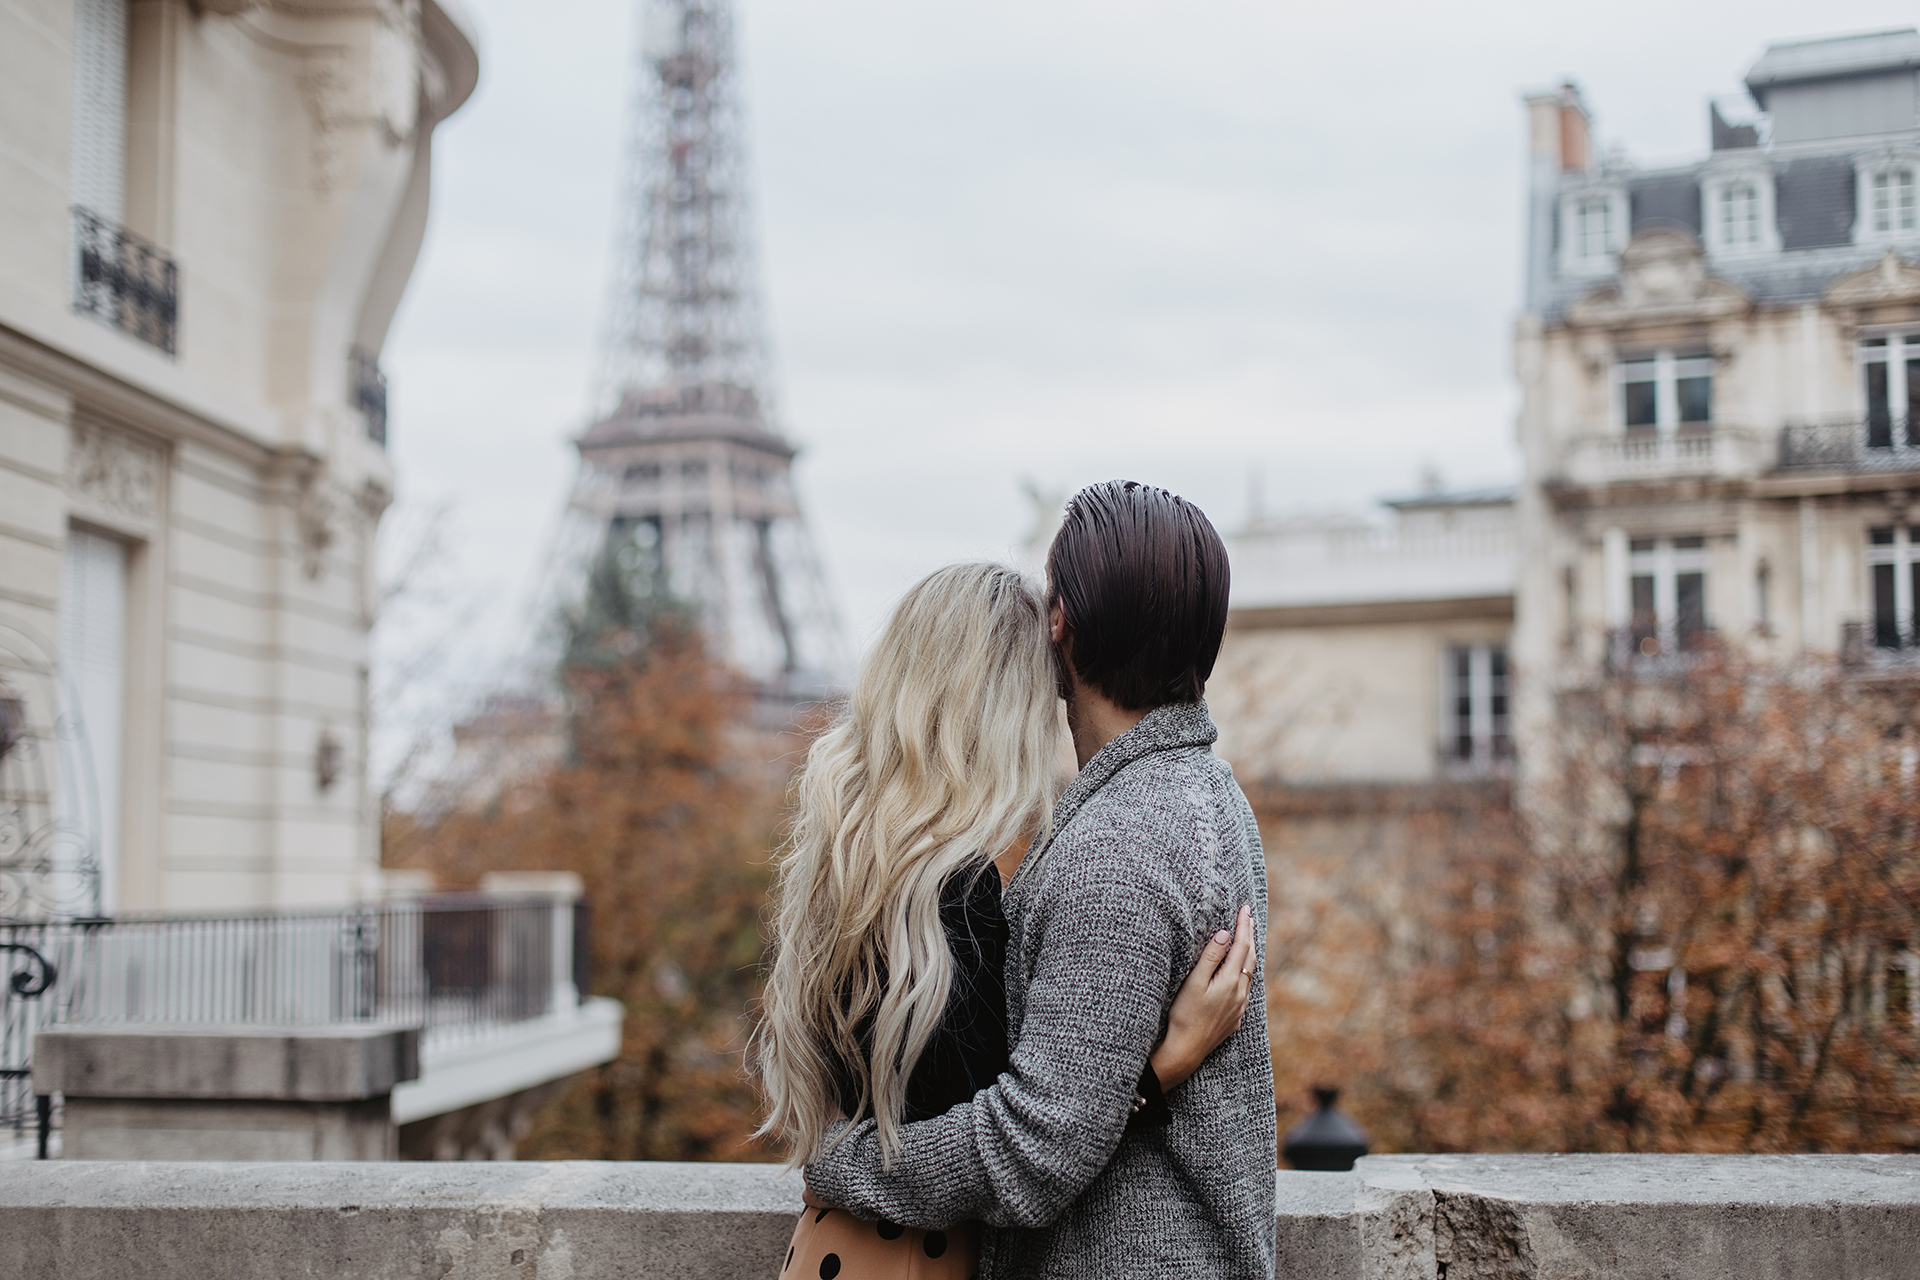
384, 537, 789, 1160
1261, 649, 1920, 1154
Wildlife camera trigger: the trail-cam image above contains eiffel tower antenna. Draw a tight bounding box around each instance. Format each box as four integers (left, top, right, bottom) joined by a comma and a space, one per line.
556, 0, 844, 696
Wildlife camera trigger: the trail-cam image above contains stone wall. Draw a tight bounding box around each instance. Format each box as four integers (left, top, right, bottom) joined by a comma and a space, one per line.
1, 1154, 1916, 1279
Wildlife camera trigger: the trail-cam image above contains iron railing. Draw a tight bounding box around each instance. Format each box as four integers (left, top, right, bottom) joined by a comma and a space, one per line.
350, 346, 388, 446
1840, 621, 1920, 668
1778, 418, 1920, 472
71, 207, 178, 355
0, 894, 588, 1154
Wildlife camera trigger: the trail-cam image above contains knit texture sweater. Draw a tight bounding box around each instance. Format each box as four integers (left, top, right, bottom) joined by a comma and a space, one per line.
805, 700, 1277, 1279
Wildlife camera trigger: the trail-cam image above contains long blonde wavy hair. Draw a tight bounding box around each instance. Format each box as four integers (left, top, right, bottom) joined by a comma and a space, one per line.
756, 563, 1060, 1166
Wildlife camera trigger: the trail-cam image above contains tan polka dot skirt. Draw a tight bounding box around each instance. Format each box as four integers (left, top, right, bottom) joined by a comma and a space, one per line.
781, 1207, 979, 1280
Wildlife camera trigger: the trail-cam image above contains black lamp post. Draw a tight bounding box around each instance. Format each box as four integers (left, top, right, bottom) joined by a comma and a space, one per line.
1281, 1086, 1369, 1171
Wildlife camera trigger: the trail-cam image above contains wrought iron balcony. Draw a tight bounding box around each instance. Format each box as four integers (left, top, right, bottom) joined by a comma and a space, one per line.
1557, 426, 1767, 488
1839, 621, 1920, 669
351, 346, 388, 446
71, 207, 178, 355
1778, 418, 1920, 473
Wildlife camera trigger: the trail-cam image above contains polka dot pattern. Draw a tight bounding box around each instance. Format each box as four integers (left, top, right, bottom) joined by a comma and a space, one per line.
818, 1254, 840, 1280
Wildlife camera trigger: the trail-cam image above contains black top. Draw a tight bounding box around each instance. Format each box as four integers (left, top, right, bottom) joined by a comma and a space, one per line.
835, 868, 1010, 1123
832, 868, 1169, 1128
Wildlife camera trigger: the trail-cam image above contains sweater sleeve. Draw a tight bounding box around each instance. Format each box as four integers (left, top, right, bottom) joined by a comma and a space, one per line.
804, 822, 1185, 1231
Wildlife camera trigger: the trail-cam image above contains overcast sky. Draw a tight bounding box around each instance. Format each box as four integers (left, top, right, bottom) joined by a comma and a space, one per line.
378, 0, 1920, 746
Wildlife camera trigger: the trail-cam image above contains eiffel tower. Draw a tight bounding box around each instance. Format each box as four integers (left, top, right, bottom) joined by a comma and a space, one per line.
559, 0, 843, 698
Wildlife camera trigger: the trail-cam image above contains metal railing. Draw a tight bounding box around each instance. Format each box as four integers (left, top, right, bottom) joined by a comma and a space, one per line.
71, 207, 179, 355
1604, 625, 1718, 674
1839, 621, 1920, 668
1778, 418, 1920, 472
351, 347, 388, 446
1, 894, 589, 1152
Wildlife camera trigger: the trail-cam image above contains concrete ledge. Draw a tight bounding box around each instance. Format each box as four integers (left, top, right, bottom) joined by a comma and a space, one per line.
0, 1155, 1917, 1279
394, 997, 624, 1124
32, 1024, 422, 1101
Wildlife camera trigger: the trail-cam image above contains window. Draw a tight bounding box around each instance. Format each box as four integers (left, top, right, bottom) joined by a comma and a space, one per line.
1627, 535, 1709, 654
1701, 168, 1777, 256
1860, 332, 1920, 449
1559, 188, 1624, 275
59, 525, 128, 914
1619, 352, 1712, 431
1575, 198, 1612, 260
1444, 643, 1512, 769
1872, 168, 1917, 236
1867, 525, 1920, 650
1718, 182, 1760, 247
69, 0, 129, 222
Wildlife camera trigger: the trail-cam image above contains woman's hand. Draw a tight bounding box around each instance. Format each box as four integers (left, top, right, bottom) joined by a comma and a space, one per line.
1149, 904, 1257, 1091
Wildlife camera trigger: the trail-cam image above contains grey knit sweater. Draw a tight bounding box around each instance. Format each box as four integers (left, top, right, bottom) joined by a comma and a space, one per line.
805, 700, 1277, 1279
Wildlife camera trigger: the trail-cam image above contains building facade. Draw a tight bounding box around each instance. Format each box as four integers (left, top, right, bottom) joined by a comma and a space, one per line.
0, 0, 477, 916
1214, 28, 1920, 790
1212, 490, 1516, 786
1514, 28, 1920, 753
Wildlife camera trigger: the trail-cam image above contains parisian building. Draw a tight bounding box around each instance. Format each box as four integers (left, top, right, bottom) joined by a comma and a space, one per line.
0, 0, 477, 915
1215, 27, 1920, 790
1514, 27, 1920, 749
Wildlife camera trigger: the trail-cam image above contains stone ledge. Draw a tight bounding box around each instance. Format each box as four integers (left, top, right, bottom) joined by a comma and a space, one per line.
32, 1023, 422, 1101
0, 1154, 1915, 1279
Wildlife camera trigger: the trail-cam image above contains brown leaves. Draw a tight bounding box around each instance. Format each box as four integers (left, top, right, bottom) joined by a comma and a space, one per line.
1259, 652, 1920, 1156
385, 624, 787, 1161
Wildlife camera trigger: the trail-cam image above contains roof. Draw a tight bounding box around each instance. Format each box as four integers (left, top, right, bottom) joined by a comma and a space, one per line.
1746, 28, 1920, 105
1380, 485, 1517, 512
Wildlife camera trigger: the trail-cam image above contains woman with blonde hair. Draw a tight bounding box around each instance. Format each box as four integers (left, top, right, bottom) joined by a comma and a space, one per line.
758, 562, 1257, 1278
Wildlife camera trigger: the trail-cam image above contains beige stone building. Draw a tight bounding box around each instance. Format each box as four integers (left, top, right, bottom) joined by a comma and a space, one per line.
1215, 27, 1920, 790
1513, 28, 1920, 746
1212, 490, 1515, 786
0, 0, 477, 915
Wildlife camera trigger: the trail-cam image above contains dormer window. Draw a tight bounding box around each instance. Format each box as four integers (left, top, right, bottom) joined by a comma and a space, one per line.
1559, 186, 1627, 276
1576, 198, 1612, 259
1854, 155, 1920, 245
1717, 182, 1760, 247
1871, 167, 1916, 236
1701, 165, 1778, 257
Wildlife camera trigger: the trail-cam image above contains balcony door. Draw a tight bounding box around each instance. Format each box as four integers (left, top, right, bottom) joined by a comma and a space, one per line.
1627, 535, 1709, 655
1868, 525, 1920, 650
1860, 333, 1920, 450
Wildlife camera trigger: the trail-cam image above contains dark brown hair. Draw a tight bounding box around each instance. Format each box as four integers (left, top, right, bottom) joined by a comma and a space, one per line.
1045, 480, 1230, 711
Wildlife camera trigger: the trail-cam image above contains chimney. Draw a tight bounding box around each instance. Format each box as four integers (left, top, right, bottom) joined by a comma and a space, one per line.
1526, 82, 1593, 174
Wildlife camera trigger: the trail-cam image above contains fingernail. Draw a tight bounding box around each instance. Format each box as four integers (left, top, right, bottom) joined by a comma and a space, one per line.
1213, 930, 1231, 945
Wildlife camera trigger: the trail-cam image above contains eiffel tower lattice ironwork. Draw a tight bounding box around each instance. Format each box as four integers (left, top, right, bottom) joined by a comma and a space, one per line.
559, 0, 843, 695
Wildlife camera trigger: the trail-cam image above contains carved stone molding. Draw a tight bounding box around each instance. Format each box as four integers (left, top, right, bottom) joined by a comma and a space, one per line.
1824, 249, 1920, 311
1567, 228, 1750, 328
66, 419, 164, 534
294, 468, 339, 580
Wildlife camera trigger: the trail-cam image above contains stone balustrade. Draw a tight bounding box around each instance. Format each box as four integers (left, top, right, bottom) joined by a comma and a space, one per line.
1, 1154, 1916, 1278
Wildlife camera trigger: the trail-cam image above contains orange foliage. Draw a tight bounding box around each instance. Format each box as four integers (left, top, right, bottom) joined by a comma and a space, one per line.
1261, 654, 1920, 1154
385, 623, 784, 1160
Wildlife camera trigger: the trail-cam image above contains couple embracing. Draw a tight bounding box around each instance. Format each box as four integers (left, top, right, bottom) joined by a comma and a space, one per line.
759, 480, 1277, 1279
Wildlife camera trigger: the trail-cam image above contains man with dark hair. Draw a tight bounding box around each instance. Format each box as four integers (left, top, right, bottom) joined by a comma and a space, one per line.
807, 480, 1276, 1279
